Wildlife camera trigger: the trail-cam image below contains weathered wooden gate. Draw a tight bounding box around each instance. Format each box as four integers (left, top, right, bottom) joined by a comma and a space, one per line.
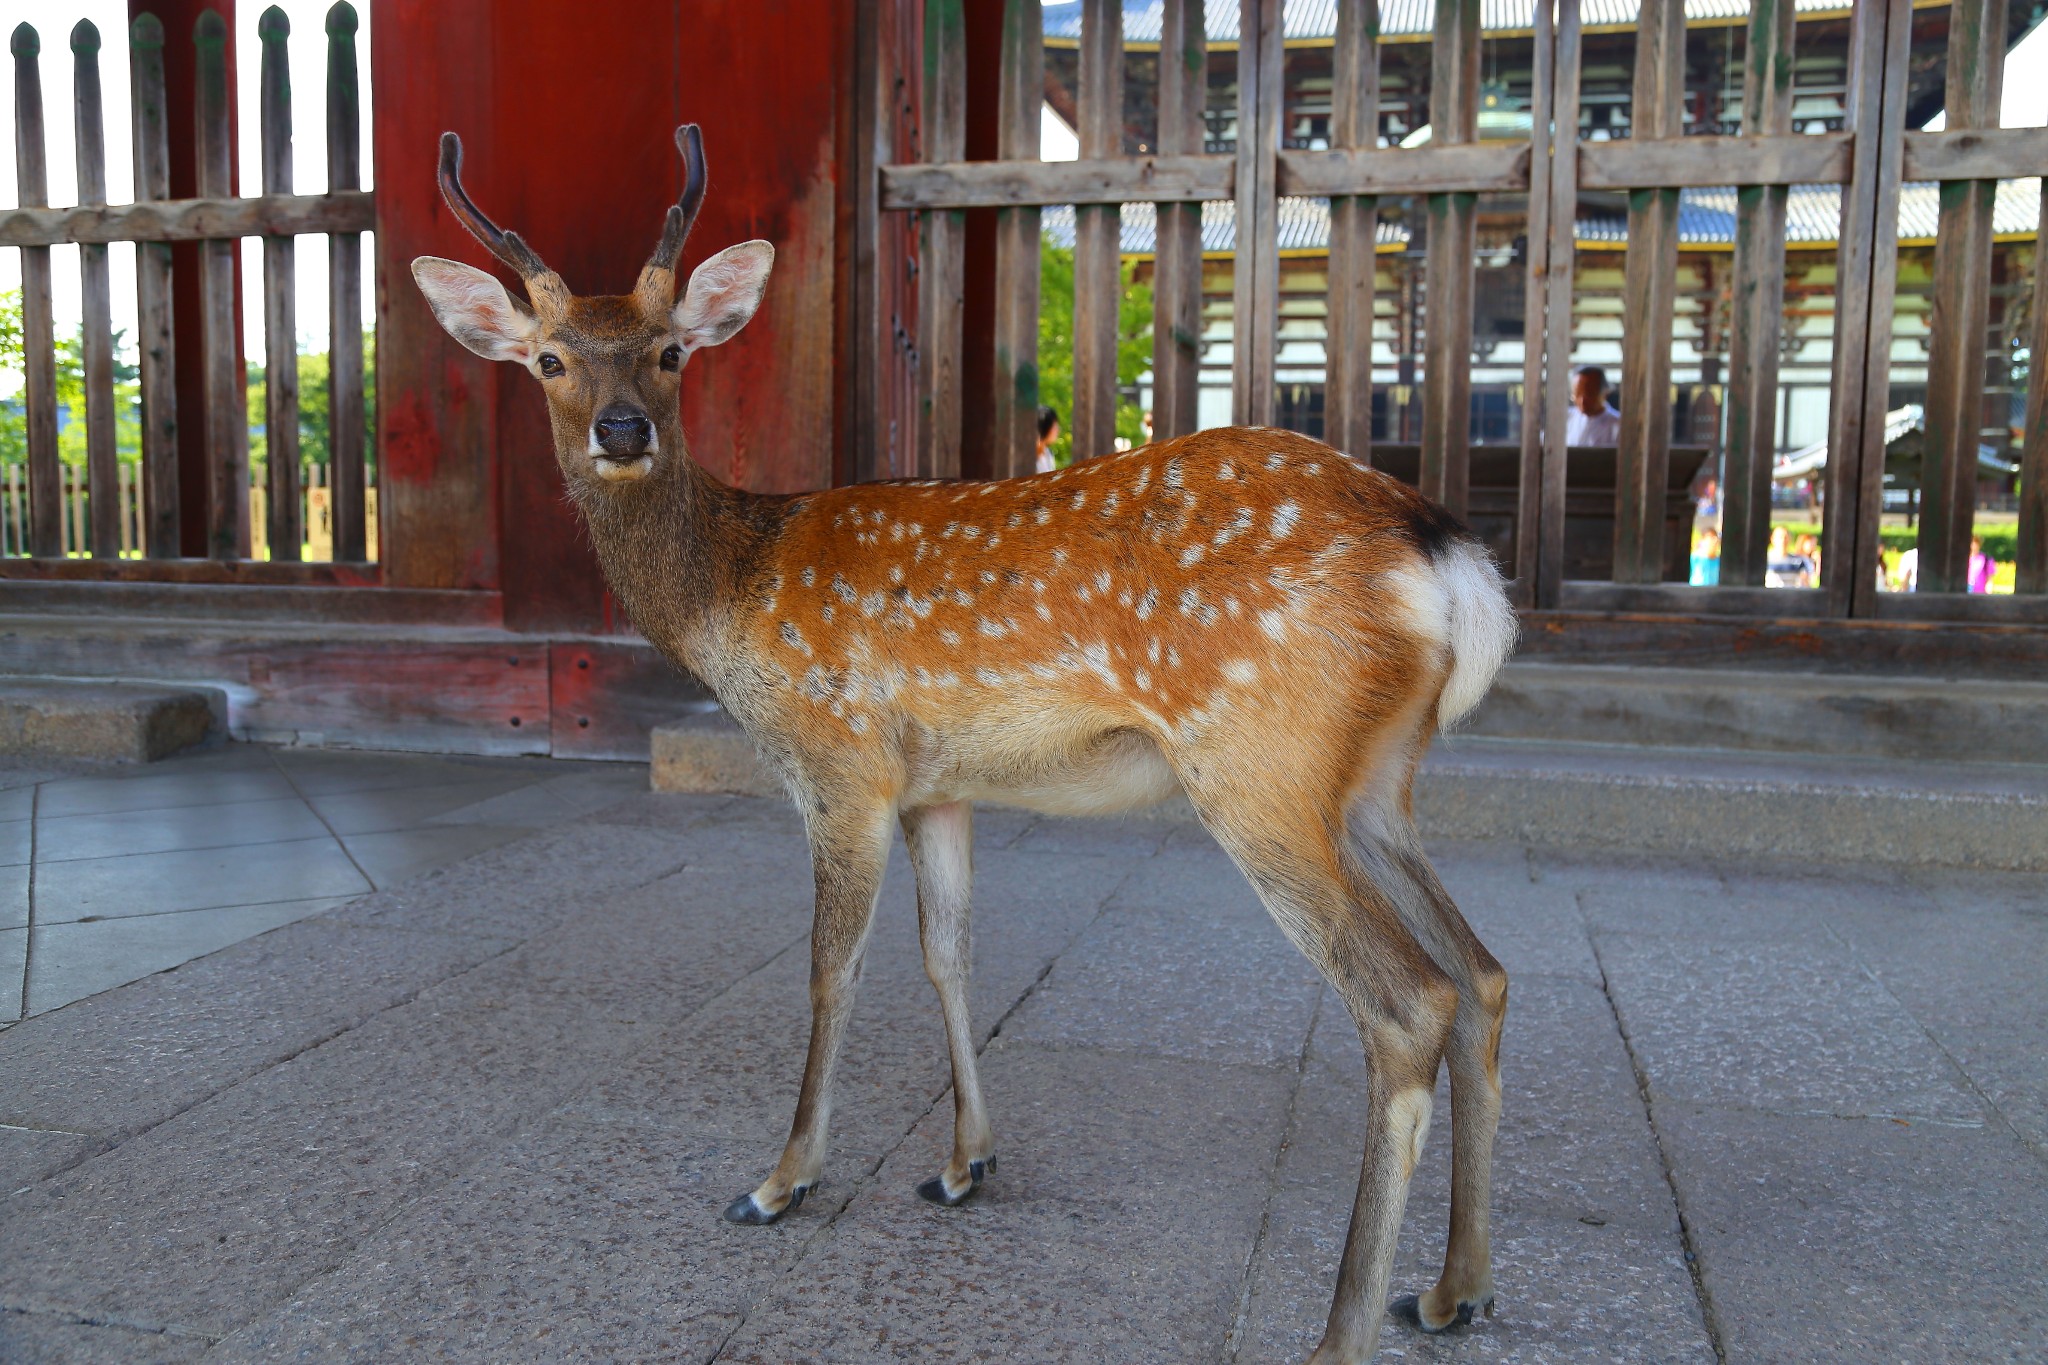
851, 0, 2048, 645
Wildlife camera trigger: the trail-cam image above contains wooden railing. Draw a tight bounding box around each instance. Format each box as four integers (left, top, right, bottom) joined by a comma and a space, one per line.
4, 4, 372, 571
864, 0, 2048, 627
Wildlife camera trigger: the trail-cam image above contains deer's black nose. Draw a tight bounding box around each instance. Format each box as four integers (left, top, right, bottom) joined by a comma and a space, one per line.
594, 404, 654, 459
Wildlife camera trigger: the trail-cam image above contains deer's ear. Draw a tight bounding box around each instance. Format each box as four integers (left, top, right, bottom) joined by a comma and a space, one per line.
411, 257, 539, 364
673, 241, 774, 356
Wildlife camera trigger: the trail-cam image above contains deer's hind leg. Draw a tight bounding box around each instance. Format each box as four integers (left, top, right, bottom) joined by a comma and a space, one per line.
1345, 789, 1508, 1335
901, 799, 997, 1205
1177, 762, 1457, 1365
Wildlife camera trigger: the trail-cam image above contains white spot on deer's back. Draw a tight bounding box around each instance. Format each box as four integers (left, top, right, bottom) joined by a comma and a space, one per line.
1271, 502, 1300, 539
800, 566, 816, 587
1222, 659, 1258, 685
1259, 608, 1288, 641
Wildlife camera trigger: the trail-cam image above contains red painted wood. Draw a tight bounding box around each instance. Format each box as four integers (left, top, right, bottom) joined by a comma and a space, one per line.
130, 0, 243, 558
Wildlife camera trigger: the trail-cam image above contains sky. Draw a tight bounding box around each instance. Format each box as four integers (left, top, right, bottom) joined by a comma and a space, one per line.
0, 0, 375, 393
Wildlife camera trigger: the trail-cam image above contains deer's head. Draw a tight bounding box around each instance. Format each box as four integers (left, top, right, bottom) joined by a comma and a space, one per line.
410, 125, 772, 489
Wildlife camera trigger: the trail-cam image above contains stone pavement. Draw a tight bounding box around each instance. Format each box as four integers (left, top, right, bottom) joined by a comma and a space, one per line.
1, 766, 2043, 1363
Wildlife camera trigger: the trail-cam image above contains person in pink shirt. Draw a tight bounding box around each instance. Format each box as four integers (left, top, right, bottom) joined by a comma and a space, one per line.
1968, 534, 1997, 593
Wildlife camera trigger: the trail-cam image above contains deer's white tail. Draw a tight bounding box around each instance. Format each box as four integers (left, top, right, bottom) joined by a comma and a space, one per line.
1430, 539, 1517, 728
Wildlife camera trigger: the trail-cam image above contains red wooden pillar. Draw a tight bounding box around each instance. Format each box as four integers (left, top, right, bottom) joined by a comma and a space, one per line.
130, 0, 243, 558
373, 0, 847, 632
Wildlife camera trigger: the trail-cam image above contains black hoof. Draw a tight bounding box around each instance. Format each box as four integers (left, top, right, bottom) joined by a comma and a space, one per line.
915, 1157, 994, 1207
722, 1183, 810, 1226
1389, 1293, 1488, 1334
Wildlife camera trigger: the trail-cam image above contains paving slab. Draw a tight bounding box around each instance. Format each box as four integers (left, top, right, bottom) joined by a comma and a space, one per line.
0, 1127, 95, 1200
713, 1041, 1298, 1365
0, 1308, 212, 1364
1661, 1103, 2048, 1363
30, 796, 329, 866
0, 818, 29, 867
31, 836, 370, 924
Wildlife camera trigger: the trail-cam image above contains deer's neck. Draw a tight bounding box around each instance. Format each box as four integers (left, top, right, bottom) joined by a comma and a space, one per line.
572, 452, 777, 694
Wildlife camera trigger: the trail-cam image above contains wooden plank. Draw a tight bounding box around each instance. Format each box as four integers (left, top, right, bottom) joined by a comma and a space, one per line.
1537, 0, 1583, 607
1517, 609, 2048, 680
1902, 127, 2048, 182
1557, 582, 1828, 618
915, 0, 967, 479
1277, 142, 1530, 197
1072, 0, 1124, 459
1919, 0, 2006, 594
1231, 0, 1281, 428
2022, 178, 2048, 594
882, 154, 1231, 209
1149, 0, 1206, 444
989, 0, 1042, 477
259, 6, 302, 563
12, 25, 61, 559
71, 20, 120, 559
1612, 0, 1686, 584
1513, 0, 1555, 603
1418, 0, 1480, 516
1871, 590, 2048, 624
130, 13, 180, 559
0, 191, 376, 246
1323, 0, 1379, 463
193, 10, 248, 560
1830, 0, 1910, 618
1577, 132, 1852, 190
1718, 0, 1797, 588
327, 2, 367, 562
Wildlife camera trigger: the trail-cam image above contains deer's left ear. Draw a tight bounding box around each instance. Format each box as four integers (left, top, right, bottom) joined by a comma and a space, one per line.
673, 241, 774, 356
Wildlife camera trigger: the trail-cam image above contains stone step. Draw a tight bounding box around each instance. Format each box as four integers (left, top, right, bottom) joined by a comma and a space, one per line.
1466, 661, 2048, 764
650, 711, 2047, 872
0, 677, 222, 763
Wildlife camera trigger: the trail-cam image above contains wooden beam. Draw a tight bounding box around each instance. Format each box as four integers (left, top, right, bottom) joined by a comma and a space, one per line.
883, 154, 1230, 209
0, 190, 376, 246
1513, 0, 1555, 603
1419, 0, 1480, 517
1919, 0, 2006, 594
326, 3, 367, 562
1612, 0, 1685, 584
1324, 0, 1381, 464
1828, 0, 1910, 617
11, 24, 61, 559
1719, 0, 1797, 588
2023, 175, 2048, 595
1577, 132, 1852, 190
1232, 0, 1281, 427
1149, 0, 1206, 444
1072, 0, 1124, 459
989, 0, 1042, 477
1537, 0, 1582, 608
129, 13, 181, 559
1277, 141, 1528, 196
258, 6, 302, 563
916, 0, 967, 479
72, 21, 121, 559
1902, 126, 2048, 181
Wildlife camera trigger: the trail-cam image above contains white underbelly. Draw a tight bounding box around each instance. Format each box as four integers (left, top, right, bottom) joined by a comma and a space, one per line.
918, 727, 1184, 817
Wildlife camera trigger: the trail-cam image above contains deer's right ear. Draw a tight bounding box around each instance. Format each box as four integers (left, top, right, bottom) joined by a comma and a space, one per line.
411, 257, 539, 365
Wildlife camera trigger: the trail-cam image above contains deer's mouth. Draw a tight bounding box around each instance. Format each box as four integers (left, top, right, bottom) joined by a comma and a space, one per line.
591, 454, 655, 483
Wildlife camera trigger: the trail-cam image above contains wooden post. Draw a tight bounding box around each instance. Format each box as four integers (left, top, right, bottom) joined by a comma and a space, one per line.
1613, 0, 1685, 583
72, 21, 122, 558
1232, 0, 1281, 427
1827, 0, 1909, 616
1325, 0, 1380, 463
194, 9, 249, 559
258, 6, 302, 561
1719, 0, 1797, 586
1514, 0, 1555, 600
1920, 0, 2006, 593
1537, 0, 1582, 607
1419, 0, 1479, 517
129, 13, 181, 558
916, 0, 967, 478
326, 2, 367, 561
2024, 178, 2048, 594
1072, 0, 1124, 459
11, 24, 61, 558
989, 0, 1042, 477
1150, 0, 1207, 445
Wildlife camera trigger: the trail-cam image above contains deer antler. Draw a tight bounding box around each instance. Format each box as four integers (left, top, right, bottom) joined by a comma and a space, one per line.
635, 124, 709, 313
437, 131, 569, 316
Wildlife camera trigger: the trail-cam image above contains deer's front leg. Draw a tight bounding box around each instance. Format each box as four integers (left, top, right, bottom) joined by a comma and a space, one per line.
723, 801, 893, 1226
902, 800, 996, 1206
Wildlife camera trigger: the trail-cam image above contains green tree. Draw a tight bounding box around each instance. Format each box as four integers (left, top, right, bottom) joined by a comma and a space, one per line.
247, 338, 378, 477
1036, 242, 1152, 465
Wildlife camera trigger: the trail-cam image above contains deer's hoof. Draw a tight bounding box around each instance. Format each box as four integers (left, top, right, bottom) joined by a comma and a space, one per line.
723, 1183, 810, 1225
916, 1156, 994, 1207
1389, 1292, 1492, 1334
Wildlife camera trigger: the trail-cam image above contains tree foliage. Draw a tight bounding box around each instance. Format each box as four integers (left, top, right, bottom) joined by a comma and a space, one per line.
1036, 243, 1152, 465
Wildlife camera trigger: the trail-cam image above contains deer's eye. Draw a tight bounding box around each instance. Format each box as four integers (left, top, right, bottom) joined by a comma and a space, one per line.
538, 353, 565, 378
660, 344, 683, 372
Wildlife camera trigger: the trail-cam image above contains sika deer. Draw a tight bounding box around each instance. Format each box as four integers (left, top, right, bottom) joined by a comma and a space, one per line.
412, 126, 1518, 1364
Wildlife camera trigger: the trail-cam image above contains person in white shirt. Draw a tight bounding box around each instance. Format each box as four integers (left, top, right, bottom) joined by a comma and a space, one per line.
1566, 366, 1621, 446
1034, 406, 1061, 473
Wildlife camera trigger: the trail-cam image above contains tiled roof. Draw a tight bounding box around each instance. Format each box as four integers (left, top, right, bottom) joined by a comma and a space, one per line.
1041, 1, 1854, 44
1039, 180, 2043, 254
